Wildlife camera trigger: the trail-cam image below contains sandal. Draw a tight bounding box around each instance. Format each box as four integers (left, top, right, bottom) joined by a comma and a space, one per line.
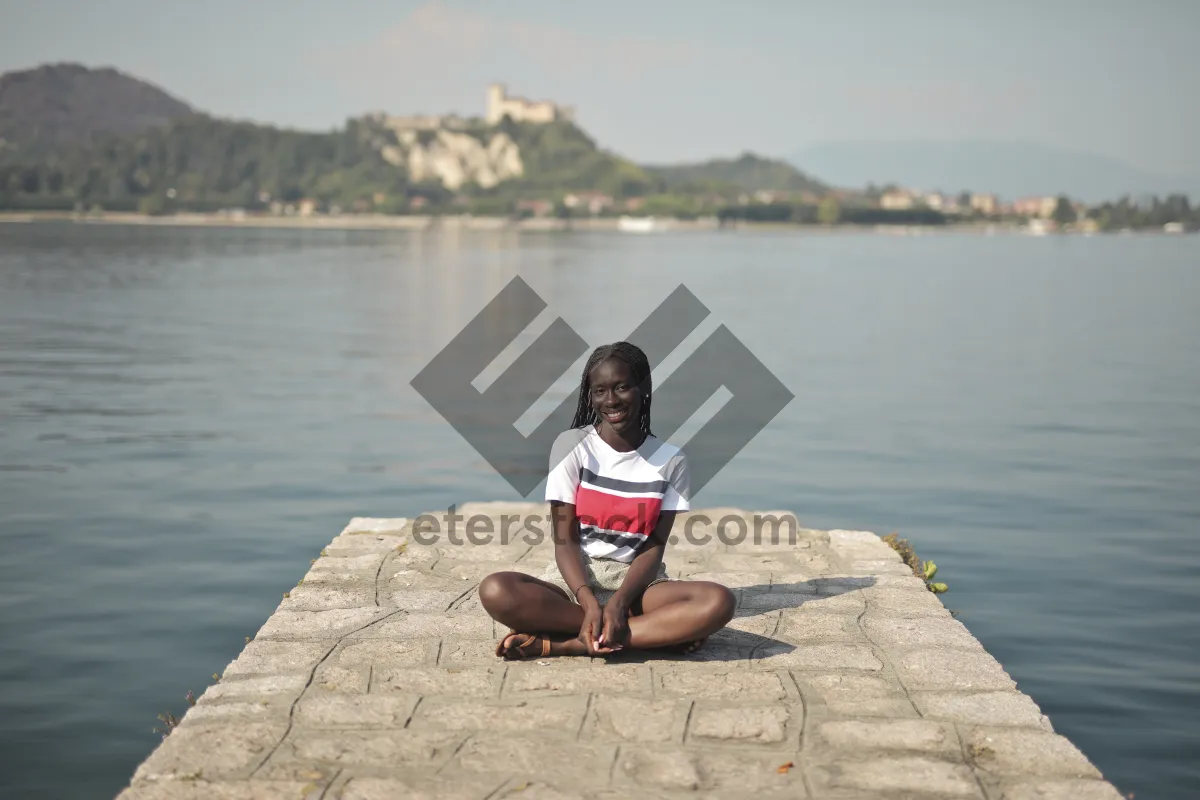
497, 631, 551, 660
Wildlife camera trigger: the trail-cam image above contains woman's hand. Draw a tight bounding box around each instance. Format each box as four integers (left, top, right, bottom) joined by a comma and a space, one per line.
597, 596, 630, 653
577, 592, 605, 654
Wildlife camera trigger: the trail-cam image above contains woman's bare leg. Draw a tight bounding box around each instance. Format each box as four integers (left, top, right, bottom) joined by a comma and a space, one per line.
624, 581, 736, 650
478, 571, 589, 657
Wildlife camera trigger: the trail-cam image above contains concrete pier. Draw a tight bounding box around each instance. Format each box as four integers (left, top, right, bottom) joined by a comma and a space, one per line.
117, 503, 1123, 799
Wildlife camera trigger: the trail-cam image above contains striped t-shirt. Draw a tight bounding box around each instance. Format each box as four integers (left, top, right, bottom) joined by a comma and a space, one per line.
545, 425, 691, 563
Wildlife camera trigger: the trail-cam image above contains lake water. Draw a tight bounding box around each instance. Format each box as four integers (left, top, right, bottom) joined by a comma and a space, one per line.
1, 223, 1197, 798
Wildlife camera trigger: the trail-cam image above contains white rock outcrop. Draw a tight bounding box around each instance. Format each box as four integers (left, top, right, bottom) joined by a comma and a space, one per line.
377, 124, 524, 191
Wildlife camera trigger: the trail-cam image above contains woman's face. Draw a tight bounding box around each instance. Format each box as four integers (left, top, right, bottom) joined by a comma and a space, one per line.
588, 357, 641, 437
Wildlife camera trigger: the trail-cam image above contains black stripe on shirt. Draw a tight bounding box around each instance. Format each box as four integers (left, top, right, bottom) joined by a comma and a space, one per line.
580, 525, 651, 548
580, 468, 669, 495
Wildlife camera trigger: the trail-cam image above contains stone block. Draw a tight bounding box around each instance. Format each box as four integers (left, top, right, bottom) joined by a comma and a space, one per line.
675, 571, 772, 589
383, 589, 466, 611
411, 696, 587, 733
965, 727, 1102, 778
294, 693, 419, 727
776, 610, 865, 643
342, 517, 409, 534
372, 666, 500, 697
310, 665, 369, 694
814, 575, 877, 594
309, 554, 385, 573
894, 649, 1017, 691
795, 591, 866, 614
286, 729, 463, 768
299, 569, 375, 588
995, 779, 1125, 800
132, 722, 289, 782
725, 611, 779, 636
705, 553, 808, 574
280, 586, 376, 611
325, 533, 408, 554
913, 691, 1053, 730
256, 608, 383, 640
352, 611, 494, 639
196, 674, 308, 704
387, 568, 465, 590
327, 638, 437, 669
753, 643, 883, 671
688, 704, 795, 745
335, 776, 503, 800
655, 641, 753, 665
117, 781, 318, 800
389, 547, 439, 567
222, 641, 331, 678
815, 719, 959, 754
739, 591, 818, 613
863, 587, 952, 618
795, 672, 917, 718
434, 541, 532, 562
616, 748, 806, 795
504, 663, 651, 696
811, 755, 981, 796
657, 670, 789, 701
847, 560, 917, 577
452, 736, 616, 779
177, 701, 287, 726
586, 695, 684, 742
438, 638, 510, 667
828, 528, 888, 547
862, 615, 984, 651
437, 561, 542, 582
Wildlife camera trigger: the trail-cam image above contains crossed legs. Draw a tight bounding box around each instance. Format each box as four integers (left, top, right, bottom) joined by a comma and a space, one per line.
478, 571, 736, 658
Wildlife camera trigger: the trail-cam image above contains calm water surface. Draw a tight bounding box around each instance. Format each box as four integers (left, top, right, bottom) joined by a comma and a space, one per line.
1, 223, 1197, 798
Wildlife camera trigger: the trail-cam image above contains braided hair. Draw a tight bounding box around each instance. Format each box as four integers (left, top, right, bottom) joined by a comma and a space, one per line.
569, 341, 653, 437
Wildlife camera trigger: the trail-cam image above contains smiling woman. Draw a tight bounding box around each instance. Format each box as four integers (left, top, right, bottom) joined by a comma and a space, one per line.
478, 341, 736, 660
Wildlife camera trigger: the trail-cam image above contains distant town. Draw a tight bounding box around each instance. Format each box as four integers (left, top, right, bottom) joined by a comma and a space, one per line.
1, 70, 1196, 234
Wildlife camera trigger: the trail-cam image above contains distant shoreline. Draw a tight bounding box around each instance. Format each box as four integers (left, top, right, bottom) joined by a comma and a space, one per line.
0, 210, 1187, 236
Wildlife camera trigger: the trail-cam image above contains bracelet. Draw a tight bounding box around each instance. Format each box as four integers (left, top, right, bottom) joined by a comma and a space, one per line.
571, 584, 593, 601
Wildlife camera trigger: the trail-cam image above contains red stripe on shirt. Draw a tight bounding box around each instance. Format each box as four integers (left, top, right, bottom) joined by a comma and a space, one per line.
575, 485, 663, 536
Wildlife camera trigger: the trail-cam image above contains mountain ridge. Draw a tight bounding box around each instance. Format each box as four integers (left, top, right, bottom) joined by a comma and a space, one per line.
791, 139, 1199, 202
0, 63, 194, 156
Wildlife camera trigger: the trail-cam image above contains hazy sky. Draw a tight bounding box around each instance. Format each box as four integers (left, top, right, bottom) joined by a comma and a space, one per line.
2, 0, 1197, 176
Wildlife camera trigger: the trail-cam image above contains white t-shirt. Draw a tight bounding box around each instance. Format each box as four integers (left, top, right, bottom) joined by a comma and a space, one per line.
545, 425, 691, 563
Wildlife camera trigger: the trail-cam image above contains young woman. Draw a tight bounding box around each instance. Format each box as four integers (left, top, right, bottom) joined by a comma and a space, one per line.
479, 341, 736, 660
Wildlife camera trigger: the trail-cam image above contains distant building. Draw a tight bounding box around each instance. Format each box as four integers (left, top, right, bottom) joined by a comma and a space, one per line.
516, 199, 553, 217
970, 193, 999, 215
563, 192, 613, 215
880, 190, 916, 210
1012, 196, 1059, 218
487, 83, 574, 125
297, 198, 318, 217
922, 192, 946, 211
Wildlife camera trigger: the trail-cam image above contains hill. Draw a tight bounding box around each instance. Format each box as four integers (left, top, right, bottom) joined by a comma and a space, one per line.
643, 153, 826, 195
0, 63, 827, 216
0, 109, 659, 213
0, 63, 193, 159
791, 140, 1200, 203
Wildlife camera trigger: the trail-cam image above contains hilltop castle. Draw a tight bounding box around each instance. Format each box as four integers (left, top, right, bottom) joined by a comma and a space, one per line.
366, 84, 574, 132
486, 83, 574, 125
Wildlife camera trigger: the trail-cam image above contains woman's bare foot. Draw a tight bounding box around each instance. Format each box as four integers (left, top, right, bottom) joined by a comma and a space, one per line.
495, 632, 588, 660
676, 637, 707, 654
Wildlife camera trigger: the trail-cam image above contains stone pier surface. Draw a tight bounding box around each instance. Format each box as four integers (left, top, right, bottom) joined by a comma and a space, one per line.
118, 503, 1122, 800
